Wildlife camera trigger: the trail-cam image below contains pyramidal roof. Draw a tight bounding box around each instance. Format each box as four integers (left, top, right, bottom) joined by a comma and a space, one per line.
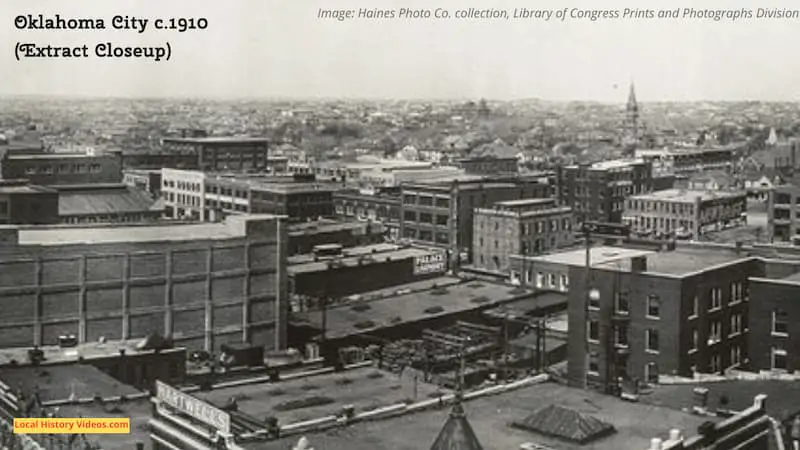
430, 401, 484, 450
511, 404, 616, 444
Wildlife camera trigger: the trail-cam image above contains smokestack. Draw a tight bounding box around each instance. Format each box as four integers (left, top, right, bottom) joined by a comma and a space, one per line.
649, 437, 662, 450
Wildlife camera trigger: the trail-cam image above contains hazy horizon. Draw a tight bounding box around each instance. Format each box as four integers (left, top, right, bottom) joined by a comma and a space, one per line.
3, 0, 800, 102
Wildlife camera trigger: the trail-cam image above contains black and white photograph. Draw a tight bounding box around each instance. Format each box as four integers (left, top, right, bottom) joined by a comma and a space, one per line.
1, 0, 800, 448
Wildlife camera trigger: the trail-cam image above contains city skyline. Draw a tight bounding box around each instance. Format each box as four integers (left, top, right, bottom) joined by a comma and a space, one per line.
1, 0, 800, 102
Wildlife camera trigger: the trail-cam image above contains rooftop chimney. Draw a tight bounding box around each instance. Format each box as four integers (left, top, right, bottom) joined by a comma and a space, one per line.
631, 256, 647, 273
649, 437, 663, 450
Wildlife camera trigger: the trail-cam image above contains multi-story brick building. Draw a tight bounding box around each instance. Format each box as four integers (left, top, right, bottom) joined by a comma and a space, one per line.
123, 169, 162, 198
333, 189, 402, 240
0, 214, 288, 352
161, 137, 271, 172
748, 264, 800, 373
768, 183, 800, 243
0, 150, 123, 186
400, 173, 553, 266
635, 147, 735, 177
623, 189, 747, 239
553, 245, 761, 389
556, 159, 652, 225
0, 180, 59, 225
161, 169, 335, 223
472, 198, 573, 275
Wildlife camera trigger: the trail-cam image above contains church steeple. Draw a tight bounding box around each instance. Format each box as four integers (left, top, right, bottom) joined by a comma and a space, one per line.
624, 81, 640, 142
430, 346, 484, 450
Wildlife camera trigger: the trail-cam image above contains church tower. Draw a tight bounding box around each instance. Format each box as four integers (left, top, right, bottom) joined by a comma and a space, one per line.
625, 82, 640, 140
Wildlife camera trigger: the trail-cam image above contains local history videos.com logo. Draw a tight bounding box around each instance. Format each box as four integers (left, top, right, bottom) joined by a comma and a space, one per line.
13, 418, 130, 434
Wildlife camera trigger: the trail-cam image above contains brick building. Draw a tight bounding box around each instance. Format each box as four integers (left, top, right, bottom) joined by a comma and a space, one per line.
333, 189, 401, 240
556, 159, 652, 225
0, 150, 123, 185
0, 214, 288, 352
0, 180, 59, 225
161, 169, 335, 223
400, 174, 553, 266
553, 246, 760, 389
623, 189, 747, 239
161, 137, 270, 172
472, 198, 573, 275
768, 183, 800, 243
748, 265, 800, 373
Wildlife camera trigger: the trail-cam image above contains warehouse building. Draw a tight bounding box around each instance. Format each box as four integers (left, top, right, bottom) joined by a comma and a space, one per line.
0, 214, 288, 352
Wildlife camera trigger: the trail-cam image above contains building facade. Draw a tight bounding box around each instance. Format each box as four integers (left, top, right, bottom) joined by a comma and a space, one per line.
558, 247, 760, 388
57, 184, 164, 224
768, 183, 800, 243
472, 198, 573, 275
400, 174, 553, 266
333, 190, 401, 239
161, 137, 271, 172
623, 189, 747, 239
0, 180, 59, 225
0, 151, 123, 185
748, 272, 800, 373
161, 169, 335, 223
556, 159, 653, 225
123, 169, 162, 198
456, 156, 519, 175
635, 147, 735, 177
0, 214, 288, 352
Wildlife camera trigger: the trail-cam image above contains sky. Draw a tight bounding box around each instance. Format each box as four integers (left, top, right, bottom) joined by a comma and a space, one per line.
1, 0, 799, 102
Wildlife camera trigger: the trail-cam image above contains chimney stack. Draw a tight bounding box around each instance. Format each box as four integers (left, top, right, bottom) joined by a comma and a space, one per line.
631, 256, 647, 273
649, 437, 663, 450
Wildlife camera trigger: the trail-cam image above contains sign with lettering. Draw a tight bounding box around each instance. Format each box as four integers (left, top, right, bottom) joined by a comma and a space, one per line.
155, 380, 231, 433
414, 252, 447, 275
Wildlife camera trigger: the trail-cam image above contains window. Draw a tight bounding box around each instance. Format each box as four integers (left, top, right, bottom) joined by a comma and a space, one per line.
548, 274, 556, 288
772, 309, 789, 336
587, 320, 600, 342
0, 201, 7, 215
588, 352, 600, 375
560, 275, 569, 290
709, 321, 722, 345
615, 292, 629, 315
535, 273, 544, 289
646, 295, 660, 319
729, 313, 742, 336
690, 329, 698, 352
615, 323, 629, 347
710, 354, 722, 373
645, 362, 658, 384
589, 289, 600, 310
730, 282, 743, 303
710, 288, 722, 310
772, 347, 788, 371
730, 346, 741, 367
689, 295, 699, 319
646, 329, 659, 353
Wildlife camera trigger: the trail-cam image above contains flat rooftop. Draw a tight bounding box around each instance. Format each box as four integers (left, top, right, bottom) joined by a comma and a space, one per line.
518, 246, 749, 277
292, 278, 535, 340
517, 246, 655, 268
256, 381, 714, 450
287, 219, 376, 236
494, 198, 556, 208
594, 247, 750, 276
566, 159, 644, 171
57, 398, 153, 450
630, 188, 747, 203
288, 243, 401, 265
0, 184, 55, 194
9, 214, 279, 246
0, 339, 184, 367
289, 246, 438, 275
162, 137, 269, 144
199, 366, 441, 426
0, 364, 143, 403
6, 152, 112, 159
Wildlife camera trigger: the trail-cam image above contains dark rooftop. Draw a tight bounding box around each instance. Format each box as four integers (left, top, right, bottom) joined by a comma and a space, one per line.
58, 185, 161, 217
292, 279, 538, 340
254, 382, 713, 450
162, 137, 269, 144
0, 364, 142, 403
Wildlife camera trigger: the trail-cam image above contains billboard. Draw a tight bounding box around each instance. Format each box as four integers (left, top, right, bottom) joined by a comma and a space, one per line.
155, 381, 231, 433
413, 252, 447, 275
